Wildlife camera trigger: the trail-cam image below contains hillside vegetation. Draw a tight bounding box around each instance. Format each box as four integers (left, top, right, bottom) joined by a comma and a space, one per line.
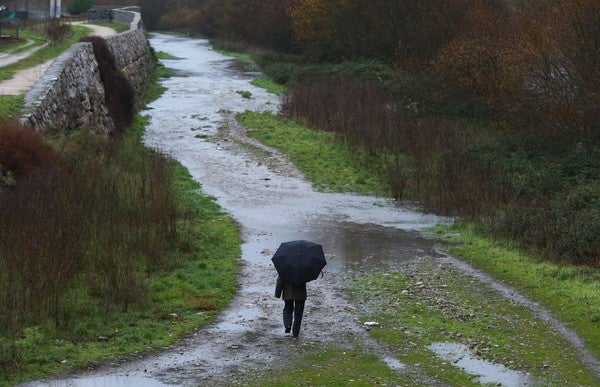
141, 0, 599, 267
0, 53, 240, 384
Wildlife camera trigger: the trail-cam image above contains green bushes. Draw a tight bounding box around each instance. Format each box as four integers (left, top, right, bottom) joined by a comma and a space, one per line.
494, 183, 600, 266
67, 0, 93, 15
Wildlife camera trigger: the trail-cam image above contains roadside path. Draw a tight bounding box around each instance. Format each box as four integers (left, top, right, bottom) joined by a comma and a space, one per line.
0, 22, 117, 95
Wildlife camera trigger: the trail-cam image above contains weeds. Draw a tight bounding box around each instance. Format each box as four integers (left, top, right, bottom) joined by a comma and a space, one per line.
349, 268, 599, 385
0, 117, 240, 384
43, 20, 72, 45
236, 90, 252, 99
0, 123, 177, 335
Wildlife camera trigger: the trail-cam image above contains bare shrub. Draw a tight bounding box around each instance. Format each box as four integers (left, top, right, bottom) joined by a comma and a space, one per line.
435, 0, 599, 148
44, 20, 72, 45
0, 122, 57, 179
0, 126, 178, 334
284, 79, 510, 216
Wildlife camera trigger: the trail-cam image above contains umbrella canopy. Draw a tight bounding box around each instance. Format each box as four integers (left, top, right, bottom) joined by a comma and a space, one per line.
271, 240, 327, 286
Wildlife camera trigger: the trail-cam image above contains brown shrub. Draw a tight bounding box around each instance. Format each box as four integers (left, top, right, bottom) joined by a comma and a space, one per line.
0, 122, 57, 179
434, 0, 599, 147
284, 79, 511, 216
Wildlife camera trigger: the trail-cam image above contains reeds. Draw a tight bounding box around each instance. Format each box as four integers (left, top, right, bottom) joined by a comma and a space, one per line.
0, 125, 177, 335
283, 79, 509, 216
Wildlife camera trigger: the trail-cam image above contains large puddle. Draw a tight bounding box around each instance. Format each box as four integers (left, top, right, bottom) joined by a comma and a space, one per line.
429, 342, 543, 386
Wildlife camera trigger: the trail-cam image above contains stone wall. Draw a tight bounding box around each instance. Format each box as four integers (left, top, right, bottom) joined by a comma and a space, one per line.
19, 8, 153, 134
106, 29, 154, 103
87, 6, 143, 30
19, 43, 115, 133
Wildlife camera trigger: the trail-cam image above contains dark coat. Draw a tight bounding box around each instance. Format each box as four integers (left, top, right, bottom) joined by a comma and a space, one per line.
275, 276, 307, 300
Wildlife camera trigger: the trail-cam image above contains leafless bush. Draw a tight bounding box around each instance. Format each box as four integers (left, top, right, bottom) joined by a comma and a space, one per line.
44, 20, 72, 45
284, 79, 510, 216
0, 125, 177, 334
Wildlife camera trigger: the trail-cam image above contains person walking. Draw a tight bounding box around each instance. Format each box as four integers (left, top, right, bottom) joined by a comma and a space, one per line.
275, 275, 307, 338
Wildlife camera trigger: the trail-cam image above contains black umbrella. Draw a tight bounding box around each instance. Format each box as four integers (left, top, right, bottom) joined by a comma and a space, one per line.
271, 240, 327, 286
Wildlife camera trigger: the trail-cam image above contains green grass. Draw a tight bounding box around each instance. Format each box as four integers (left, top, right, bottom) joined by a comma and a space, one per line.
236, 90, 252, 99
0, 95, 24, 120
86, 21, 129, 34
0, 29, 47, 54
140, 61, 174, 107
349, 268, 598, 385
434, 222, 600, 359
0, 55, 241, 386
239, 106, 599, 383
214, 48, 257, 71
0, 25, 92, 82
155, 50, 180, 60
237, 111, 389, 195
251, 77, 286, 95
253, 347, 416, 386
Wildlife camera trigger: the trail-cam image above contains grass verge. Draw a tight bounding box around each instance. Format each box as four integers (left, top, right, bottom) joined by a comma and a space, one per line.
0, 113, 240, 385
434, 222, 600, 358
348, 267, 598, 385
0, 55, 241, 386
252, 346, 414, 386
213, 47, 257, 71
0, 95, 24, 120
250, 77, 285, 95
84, 21, 129, 34
0, 25, 91, 82
237, 107, 600, 383
237, 111, 389, 195
0, 29, 47, 54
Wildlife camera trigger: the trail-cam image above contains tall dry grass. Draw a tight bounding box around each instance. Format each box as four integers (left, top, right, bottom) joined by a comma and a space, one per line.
284, 78, 599, 265
283, 79, 510, 216
0, 124, 177, 335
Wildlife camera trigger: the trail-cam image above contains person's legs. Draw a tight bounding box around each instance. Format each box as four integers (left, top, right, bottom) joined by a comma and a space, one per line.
292, 300, 305, 337
283, 300, 293, 333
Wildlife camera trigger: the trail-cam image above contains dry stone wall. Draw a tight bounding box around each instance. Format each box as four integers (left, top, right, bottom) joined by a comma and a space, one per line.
106, 29, 154, 103
19, 43, 115, 134
19, 8, 153, 134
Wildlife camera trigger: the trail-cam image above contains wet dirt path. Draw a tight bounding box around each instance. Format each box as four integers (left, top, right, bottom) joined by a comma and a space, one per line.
28, 34, 599, 386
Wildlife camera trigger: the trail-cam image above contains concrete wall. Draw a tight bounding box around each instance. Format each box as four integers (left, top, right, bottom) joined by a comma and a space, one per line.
19, 8, 154, 134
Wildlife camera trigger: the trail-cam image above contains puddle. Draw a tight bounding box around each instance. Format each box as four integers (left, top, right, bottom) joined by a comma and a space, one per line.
429, 342, 544, 386
382, 356, 406, 371
24, 376, 173, 387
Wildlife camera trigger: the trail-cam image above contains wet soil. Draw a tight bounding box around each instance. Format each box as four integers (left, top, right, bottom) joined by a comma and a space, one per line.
25, 34, 599, 386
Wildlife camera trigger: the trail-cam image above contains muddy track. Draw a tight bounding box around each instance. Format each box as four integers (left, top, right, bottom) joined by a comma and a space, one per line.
26, 33, 599, 386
